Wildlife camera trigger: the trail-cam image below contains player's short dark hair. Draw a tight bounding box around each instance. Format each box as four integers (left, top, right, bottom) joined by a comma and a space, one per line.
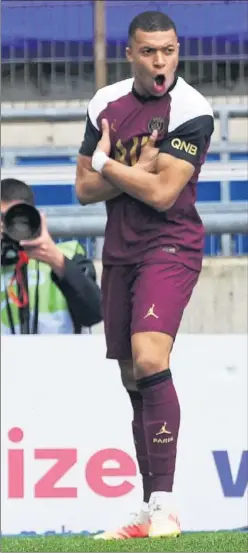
1, 178, 35, 205
128, 11, 177, 43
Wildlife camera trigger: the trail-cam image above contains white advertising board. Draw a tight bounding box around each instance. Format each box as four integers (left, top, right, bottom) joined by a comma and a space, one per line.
1, 334, 247, 536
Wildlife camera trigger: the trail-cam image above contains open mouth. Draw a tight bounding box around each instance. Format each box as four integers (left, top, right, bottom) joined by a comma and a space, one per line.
155, 75, 165, 86
153, 74, 166, 93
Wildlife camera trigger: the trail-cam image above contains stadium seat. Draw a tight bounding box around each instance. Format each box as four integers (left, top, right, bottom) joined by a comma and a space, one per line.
196, 180, 221, 202
232, 234, 248, 255
32, 184, 76, 206
230, 180, 248, 202
16, 155, 75, 166
204, 235, 222, 256
230, 180, 248, 254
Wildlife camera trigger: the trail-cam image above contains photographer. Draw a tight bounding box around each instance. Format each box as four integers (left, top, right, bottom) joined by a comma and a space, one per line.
1, 178, 102, 334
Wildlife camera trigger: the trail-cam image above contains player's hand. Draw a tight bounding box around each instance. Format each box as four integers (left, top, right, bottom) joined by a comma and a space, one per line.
95, 119, 111, 156
136, 130, 159, 173
20, 213, 65, 277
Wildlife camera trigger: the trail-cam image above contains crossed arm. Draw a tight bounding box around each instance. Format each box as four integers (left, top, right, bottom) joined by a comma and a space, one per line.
76, 151, 195, 211
100, 153, 195, 211
75, 154, 121, 204
76, 107, 213, 211
75, 116, 197, 211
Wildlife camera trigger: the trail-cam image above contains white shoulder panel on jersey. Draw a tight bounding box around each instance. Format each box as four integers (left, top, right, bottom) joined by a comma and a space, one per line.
88, 78, 134, 129
168, 77, 214, 133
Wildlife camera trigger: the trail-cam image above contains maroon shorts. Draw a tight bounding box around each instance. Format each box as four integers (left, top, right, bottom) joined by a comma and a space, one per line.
101, 261, 200, 360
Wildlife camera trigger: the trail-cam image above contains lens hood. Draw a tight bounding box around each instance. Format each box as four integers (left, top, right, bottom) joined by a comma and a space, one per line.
4, 203, 41, 242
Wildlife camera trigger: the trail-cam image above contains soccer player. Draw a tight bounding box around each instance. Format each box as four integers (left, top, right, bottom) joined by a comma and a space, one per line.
76, 10, 214, 539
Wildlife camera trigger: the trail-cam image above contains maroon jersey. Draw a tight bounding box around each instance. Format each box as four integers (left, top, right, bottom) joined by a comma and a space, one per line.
79, 76, 214, 271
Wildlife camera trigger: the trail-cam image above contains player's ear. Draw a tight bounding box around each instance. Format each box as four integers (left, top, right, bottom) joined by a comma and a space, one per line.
126, 46, 133, 63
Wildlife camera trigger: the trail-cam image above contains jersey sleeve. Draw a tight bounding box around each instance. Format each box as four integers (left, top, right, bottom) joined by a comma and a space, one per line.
79, 111, 101, 157
159, 115, 214, 167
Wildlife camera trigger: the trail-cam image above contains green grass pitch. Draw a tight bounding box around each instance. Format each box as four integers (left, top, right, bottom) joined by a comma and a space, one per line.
1, 532, 247, 552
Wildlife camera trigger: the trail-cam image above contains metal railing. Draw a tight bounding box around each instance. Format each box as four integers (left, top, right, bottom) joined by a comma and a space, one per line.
1, 160, 247, 186
43, 203, 248, 239
1, 153, 247, 199
1, 161, 247, 257
1, 0, 248, 102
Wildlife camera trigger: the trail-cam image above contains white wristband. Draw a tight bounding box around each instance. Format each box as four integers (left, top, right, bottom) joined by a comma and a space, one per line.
92, 150, 109, 173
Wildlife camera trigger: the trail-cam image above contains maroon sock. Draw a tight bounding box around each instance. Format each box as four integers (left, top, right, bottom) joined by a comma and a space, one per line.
137, 370, 180, 493
128, 390, 152, 503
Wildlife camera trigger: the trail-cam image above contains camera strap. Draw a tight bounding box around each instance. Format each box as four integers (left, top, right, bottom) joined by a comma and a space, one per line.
17, 263, 30, 334
7, 251, 29, 308
20, 262, 40, 335
5, 285, 16, 335
4, 255, 40, 335
32, 262, 40, 334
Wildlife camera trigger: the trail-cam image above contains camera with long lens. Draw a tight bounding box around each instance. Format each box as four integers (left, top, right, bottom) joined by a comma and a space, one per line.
1, 202, 41, 266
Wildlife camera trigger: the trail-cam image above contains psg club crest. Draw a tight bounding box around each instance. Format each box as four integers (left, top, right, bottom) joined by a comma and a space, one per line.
148, 116, 166, 136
